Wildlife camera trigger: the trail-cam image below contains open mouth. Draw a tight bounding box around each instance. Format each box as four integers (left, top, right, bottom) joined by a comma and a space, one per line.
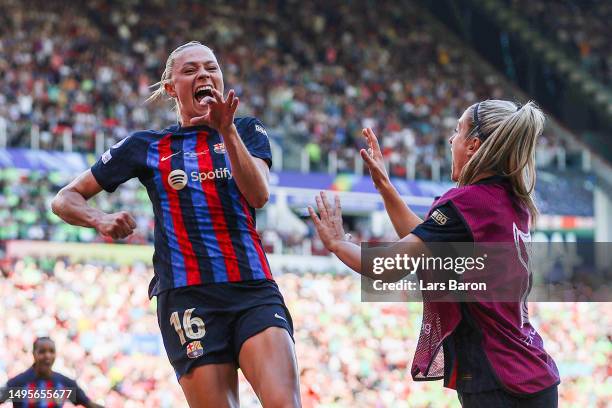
194, 85, 214, 103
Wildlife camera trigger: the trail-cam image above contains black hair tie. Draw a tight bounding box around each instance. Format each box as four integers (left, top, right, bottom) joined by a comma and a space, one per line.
473, 102, 522, 141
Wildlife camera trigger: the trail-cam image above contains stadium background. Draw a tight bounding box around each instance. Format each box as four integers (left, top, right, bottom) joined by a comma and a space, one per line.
0, 0, 610, 407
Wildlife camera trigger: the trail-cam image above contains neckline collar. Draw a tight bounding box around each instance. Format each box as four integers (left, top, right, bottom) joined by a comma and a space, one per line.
166, 123, 215, 133
473, 174, 509, 185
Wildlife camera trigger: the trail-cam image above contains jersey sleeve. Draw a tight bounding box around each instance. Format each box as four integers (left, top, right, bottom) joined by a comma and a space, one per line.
5, 374, 24, 387
65, 378, 91, 406
411, 201, 473, 242
74, 384, 91, 406
236, 118, 272, 168
90, 133, 144, 192
2, 375, 25, 402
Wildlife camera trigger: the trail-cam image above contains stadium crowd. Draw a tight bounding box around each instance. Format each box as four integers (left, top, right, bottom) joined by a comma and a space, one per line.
0, 1, 607, 407
0, 168, 595, 248
0, 169, 154, 244
0, 257, 610, 407
0, 0, 571, 181
507, 0, 611, 84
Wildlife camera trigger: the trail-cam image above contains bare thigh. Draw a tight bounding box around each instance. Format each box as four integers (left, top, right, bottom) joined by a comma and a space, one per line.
239, 327, 301, 408
179, 363, 239, 408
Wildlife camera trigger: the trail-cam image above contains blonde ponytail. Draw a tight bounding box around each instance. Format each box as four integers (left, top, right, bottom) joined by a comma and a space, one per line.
459, 100, 545, 226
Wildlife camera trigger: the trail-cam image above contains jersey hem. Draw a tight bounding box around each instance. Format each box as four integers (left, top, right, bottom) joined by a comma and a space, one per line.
151, 277, 276, 298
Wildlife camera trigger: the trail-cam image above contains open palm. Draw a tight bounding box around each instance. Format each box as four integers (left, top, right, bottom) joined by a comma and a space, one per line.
360, 128, 390, 191
308, 192, 346, 253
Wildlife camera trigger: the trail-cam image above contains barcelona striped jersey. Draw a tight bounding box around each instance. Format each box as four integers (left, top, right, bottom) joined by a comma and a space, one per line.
91, 117, 273, 297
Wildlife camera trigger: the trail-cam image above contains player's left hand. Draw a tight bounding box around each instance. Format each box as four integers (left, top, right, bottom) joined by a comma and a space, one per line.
360, 128, 391, 191
308, 191, 346, 253
190, 89, 239, 134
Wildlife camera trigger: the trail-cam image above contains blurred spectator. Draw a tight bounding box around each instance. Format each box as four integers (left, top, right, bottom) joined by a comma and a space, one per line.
0, 0, 568, 180
507, 0, 611, 84
0, 169, 154, 244
0, 168, 594, 246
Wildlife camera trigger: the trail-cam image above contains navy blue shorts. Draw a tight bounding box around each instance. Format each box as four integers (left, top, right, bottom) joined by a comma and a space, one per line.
156, 279, 294, 379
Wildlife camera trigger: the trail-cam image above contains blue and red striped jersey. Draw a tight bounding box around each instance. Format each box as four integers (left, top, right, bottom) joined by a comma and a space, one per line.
1, 366, 91, 407
91, 117, 273, 297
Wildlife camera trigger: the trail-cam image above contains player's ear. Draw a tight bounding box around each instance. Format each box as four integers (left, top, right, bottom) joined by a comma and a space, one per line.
164, 81, 177, 98
466, 136, 481, 158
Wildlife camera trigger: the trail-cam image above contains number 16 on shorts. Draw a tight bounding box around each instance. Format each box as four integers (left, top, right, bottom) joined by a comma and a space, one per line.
170, 308, 206, 358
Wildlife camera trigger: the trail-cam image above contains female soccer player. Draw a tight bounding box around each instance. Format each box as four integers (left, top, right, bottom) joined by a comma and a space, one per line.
52, 41, 301, 408
309, 100, 559, 407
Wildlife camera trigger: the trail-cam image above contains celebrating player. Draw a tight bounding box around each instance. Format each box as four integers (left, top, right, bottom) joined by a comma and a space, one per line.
309, 100, 559, 407
51, 41, 300, 408
0, 337, 103, 407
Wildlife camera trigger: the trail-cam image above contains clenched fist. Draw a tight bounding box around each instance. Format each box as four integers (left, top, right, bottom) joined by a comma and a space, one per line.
95, 211, 137, 239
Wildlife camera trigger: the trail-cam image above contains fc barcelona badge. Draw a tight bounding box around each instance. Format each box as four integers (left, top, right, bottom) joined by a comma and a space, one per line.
186, 341, 204, 359
213, 143, 226, 154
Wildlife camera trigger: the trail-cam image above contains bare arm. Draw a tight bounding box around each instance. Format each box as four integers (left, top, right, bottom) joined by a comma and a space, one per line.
360, 128, 422, 237
328, 234, 427, 282
51, 170, 136, 239
376, 181, 423, 238
222, 123, 270, 208
190, 89, 269, 208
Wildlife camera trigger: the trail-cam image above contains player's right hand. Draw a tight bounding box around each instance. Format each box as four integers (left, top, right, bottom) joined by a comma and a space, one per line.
360, 128, 391, 191
95, 211, 137, 239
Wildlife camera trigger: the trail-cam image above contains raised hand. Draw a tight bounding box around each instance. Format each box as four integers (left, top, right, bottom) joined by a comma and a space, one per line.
308, 192, 346, 253
360, 128, 390, 191
96, 211, 137, 240
190, 89, 239, 133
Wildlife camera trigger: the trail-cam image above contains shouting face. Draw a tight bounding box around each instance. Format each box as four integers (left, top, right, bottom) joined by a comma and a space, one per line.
164, 45, 224, 126
449, 107, 482, 182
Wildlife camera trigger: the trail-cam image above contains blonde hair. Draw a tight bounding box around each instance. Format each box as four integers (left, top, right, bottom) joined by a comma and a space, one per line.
146, 41, 214, 121
459, 99, 545, 226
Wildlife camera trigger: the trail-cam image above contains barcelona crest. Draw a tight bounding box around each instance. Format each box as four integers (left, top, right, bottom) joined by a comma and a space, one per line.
186, 341, 204, 359
213, 143, 226, 154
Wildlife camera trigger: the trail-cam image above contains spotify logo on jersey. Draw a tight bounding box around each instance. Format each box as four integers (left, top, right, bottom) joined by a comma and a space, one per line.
168, 169, 188, 190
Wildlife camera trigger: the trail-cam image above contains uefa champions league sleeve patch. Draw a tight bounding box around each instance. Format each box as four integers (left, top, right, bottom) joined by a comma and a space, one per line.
101, 149, 112, 164
412, 202, 471, 242
430, 209, 449, 225
255, 123, 268, 137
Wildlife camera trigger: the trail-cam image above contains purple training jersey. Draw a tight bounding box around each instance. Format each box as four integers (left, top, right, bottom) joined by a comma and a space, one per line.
411, 180, 560, 395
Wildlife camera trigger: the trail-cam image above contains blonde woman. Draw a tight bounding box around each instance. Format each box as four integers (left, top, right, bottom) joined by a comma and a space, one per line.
52, 42, 301, 408
310, 100, 559, 407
